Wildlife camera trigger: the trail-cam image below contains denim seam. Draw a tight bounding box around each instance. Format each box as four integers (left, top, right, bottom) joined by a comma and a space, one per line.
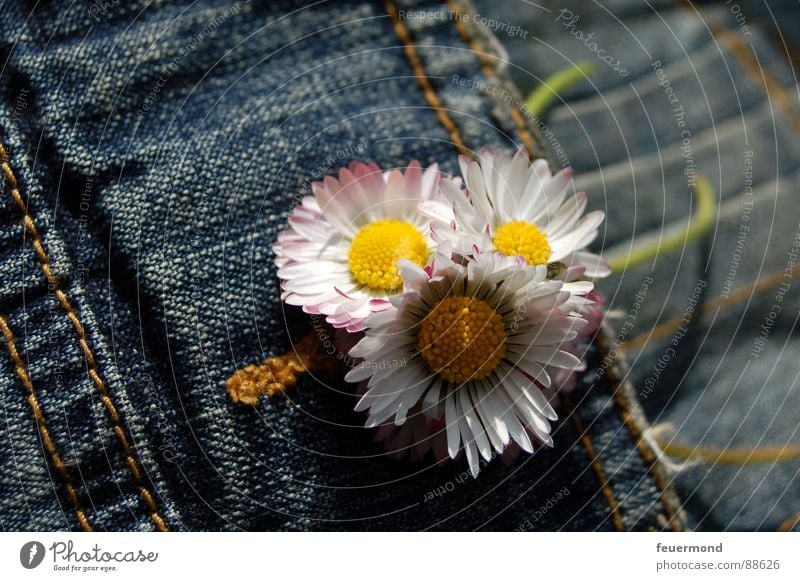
669, 3, 800, 530
777, 510, 800, 532
596, 333, 682, 530
562, 393, 625, 531
686, 4, 800, 136
445, 0, 684, 530
0, 141, 170, 532
623, 266, 792, 352
446, 0, 669, 530
385, 0, 470, 157
0, 312, 93, 531
389, 0, 641, 530
740, 3, 800, 76
717, 30, 800, 134
444, 0, 542, 159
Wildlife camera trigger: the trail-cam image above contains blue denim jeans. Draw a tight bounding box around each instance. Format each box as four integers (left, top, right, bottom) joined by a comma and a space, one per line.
478, 0, 800, 531
0, 0, 687, 531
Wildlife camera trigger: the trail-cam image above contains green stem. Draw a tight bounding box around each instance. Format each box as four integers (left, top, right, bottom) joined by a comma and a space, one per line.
609, 175, 717, 273
525, 61, 596, 116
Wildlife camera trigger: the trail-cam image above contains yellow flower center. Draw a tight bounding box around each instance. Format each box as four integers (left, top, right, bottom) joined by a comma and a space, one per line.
418, 296, 507, 384
493, 220, 551, 266
348, 219, 428, 292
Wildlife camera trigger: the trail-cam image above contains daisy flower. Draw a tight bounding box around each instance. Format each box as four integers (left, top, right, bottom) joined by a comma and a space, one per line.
345, 247, 594, 477
274, 160, 442, 332
420, 147, 610, 280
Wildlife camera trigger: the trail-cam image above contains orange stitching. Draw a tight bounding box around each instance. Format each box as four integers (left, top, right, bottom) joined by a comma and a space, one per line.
681, 2, 800, 137
623, 266, 794, 352
227, 331, 337, 405
0, 313, 93, 531
615, 2, 800, 531
596, 333, 682, 531
230, 0, 475, 403
0, 141, 169, 532
563, 394, 625, 531
445, 0, 541, 158
441, 0, 675, 528
387, 0, 665, 529
717, 28, 800, 135
778, 510, 800, 532
733, 1, 800, 74
385, 0, 470, 157
685, 7, 800, 531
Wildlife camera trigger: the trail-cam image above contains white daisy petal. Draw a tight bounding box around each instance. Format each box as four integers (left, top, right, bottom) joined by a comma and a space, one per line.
519, 158, 553, 216
549, 210, 606, 261
499, 149, 530, 220
274, 160, 445, 330
507, 369, 558, 420
346, 361, 379, 384
459, 409, 482, 478
313, 177, 359, 236
432, 151, 607, 280
346, 247, 599, 476
527, 347, 583, 369
277, 261, 348, 279
573, 251, 611, 278
421, 379, 443, 418
421, 163, 441, 201
336, 166, 377, 225
287, 213, 335, 244
496, 388, 534, 453
398, 259, 429, 290
506, 355, 552, 388
417, 199, 454, 224
383, 167, 414, 220
541, 191, 587, 238
445, 389, 461, 459
461, 387, 492, 461
474, 382, 510, 451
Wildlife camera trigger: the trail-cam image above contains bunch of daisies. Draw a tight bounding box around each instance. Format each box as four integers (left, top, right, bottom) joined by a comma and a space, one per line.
274, 147, 609, 476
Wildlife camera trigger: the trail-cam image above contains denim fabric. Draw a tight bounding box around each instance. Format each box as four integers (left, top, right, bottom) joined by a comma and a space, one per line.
1, 0, 680, 531
478, 0, 800, 530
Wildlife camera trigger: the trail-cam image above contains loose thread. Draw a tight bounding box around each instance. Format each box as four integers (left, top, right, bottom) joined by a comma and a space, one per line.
650, 422, 800, 466
642, 424, 699, 474
608, 175, 716, 273
778, 510, 800, 532
525, 61, 595, 117
660, 441, 800, 466
227, 331, 337, 405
